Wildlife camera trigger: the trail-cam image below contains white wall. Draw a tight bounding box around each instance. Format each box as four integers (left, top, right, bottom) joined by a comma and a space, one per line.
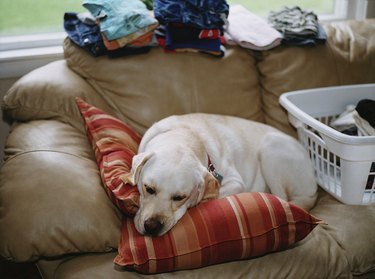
0, 78, 18, 165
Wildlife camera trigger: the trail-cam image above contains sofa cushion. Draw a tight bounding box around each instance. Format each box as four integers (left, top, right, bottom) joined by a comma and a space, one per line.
115, 192, 323, 274
75, 97, 141, 217
312, 190, 375, 275
258, 19, 375, 136
41, 223, 353, 279
0, 121, 121, 262
64, 37, 264, 134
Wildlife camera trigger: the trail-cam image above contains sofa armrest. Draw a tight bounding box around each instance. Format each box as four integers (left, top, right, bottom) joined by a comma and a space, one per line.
0, 120, 122, 262
2, 60, 114, 133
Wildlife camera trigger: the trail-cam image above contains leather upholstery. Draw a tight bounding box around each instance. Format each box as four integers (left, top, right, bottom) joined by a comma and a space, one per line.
1, 19, 375, 278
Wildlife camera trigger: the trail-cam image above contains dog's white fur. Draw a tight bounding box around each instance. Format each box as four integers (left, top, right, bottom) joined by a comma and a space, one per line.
123, 113, 317, 236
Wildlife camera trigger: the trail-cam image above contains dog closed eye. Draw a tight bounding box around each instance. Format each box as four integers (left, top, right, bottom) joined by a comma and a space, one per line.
171, 195, 186, 202
145, 185, 156, 195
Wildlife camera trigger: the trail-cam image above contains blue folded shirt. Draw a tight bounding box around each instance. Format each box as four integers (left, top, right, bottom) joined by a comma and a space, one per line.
154, 0, 229, 29
83, 0, 158, 41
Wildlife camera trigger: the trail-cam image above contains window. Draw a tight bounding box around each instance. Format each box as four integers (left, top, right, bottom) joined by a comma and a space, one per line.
227, 0, 335, 18
0, 0, 84, 37
0, 0, 366, 38
0, 0, 372, 78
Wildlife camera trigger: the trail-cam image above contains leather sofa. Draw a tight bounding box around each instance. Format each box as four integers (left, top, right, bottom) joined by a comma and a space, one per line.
1, 19, 375, 279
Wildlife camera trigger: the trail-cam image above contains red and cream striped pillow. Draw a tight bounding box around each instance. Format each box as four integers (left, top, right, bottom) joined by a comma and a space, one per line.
76, 97, 141, 217
115, 192, 323, 274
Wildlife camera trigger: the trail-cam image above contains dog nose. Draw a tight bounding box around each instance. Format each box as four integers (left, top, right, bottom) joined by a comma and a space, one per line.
144, 218, 163, 236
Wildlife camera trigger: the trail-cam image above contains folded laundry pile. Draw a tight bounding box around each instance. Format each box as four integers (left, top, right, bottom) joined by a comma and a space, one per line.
268, 6, 327, 46
64, 2, 327, 58
224, 5, 282, 51
330, 99, 375, 136
153, 0, 229, 57
64, 0, 158, 58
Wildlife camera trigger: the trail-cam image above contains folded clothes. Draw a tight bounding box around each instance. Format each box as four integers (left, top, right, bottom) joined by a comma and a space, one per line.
167, 23, 221, 43
83, 0, 158, 41
154, 0, 229, 29
268, 6, 319, 36
106, 45, 151, 58
102, 30, 156, 51
165, 27, 224, 57
224, 5, 282, 51
64, 12, 107, 57
64, 12, 151, 58
282, 24, 327, 46
155, 25, 225, 57
268, 6, 326, 46
102, 22, 158, 50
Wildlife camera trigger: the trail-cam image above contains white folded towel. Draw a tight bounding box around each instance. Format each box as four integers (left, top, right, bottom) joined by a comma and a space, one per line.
224, 5, 282, 51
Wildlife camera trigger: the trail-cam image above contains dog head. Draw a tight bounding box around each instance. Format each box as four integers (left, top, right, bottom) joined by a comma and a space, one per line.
122, 150, 219, 236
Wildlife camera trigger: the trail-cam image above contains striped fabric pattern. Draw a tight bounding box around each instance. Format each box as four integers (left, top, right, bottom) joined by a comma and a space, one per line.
76, 97, 141, 217
115, 192, 323, 274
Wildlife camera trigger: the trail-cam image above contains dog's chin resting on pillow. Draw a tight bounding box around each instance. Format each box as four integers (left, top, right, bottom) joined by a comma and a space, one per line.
122, 113, 318, 236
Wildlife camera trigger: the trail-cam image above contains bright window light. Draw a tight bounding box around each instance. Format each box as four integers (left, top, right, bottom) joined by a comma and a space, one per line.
0, 0, 339, 38
0, 0, 84, 37
227, 0, 335, 18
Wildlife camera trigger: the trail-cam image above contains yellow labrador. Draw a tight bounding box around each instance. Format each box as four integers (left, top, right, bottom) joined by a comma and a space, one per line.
123, 113, 317, 236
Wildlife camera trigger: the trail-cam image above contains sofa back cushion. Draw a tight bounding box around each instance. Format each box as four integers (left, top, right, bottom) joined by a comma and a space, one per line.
64, 38, 264, 135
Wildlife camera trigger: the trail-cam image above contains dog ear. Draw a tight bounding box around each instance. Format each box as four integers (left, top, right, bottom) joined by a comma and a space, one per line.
121, 152, 153, 185
200, 171, 220, 202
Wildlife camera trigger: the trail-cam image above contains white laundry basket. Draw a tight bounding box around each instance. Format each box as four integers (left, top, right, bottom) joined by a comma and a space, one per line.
279, 84, 375, 205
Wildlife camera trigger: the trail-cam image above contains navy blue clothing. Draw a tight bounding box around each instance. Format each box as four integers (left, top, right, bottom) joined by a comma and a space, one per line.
154, 0, 229, 29
64, 12, 151, 58
64, 12, 107, 57
282, 24, 327, 46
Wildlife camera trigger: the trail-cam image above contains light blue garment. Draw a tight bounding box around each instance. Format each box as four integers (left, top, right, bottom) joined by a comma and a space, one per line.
83, 0, 158, 41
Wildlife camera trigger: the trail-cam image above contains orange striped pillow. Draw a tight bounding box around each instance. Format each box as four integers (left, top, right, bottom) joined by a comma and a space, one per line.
76, 98, 141, 217
115, 192, 323, 274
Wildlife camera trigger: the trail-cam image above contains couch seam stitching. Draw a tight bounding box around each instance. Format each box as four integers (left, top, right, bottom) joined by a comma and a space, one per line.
3, 149, 94, 165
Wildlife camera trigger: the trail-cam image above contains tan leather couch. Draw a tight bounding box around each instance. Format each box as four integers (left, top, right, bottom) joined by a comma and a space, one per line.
1, 20, 375, 279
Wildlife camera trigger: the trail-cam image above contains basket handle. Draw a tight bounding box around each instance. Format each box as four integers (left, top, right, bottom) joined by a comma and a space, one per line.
297, 127, 327, 148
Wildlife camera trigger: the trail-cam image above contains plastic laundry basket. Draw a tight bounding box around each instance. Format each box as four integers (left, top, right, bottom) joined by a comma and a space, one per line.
279, 84, 375, 205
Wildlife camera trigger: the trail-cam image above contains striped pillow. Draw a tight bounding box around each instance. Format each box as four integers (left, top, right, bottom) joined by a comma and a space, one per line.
76, 97, 141, 217
115, 192, 323, 274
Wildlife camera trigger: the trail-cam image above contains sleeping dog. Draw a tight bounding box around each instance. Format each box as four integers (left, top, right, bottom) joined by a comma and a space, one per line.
123, 113, 317, 236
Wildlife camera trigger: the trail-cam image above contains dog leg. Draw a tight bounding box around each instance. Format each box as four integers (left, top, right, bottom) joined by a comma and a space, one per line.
258, 132, 318, 211
219, 169, 246, 198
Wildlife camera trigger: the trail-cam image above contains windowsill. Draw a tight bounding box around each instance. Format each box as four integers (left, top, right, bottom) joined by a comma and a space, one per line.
0, 32, 66, 79
0, 46, 63, 79
0, 46, 63, 61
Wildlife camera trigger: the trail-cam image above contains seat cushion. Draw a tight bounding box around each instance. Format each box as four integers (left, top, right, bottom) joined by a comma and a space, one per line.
312, 190, 375, 275
39, 224, 352, 278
